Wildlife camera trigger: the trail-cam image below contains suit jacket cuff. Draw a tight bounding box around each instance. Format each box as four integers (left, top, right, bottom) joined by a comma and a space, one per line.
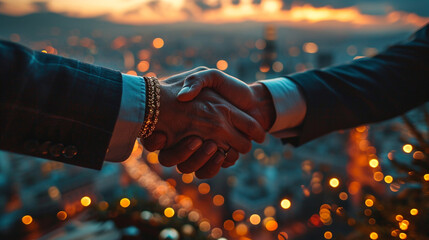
259, 77, 306, 138
105, 74, 146, 161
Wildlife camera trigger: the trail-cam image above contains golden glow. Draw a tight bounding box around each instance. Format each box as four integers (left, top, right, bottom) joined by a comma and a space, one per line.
22, 215, 33, 225
57, 211, 67, 221
424, 174, 429, 181
399, 220, 409, 230
1, 1, 429, 28
147, 152, 159, 164
249, 214, 261, 225
329, 178, 340, 188
280, 198, 291, 209
48, 186, 61, 200
198, 183, 210, 194
137, 61, 150, 72
324, 231, 333, 239
164, 207, 175, 218
373, 171, 384, 181
236, 223, 248, 236
303, 42, 318, 54
396, 215, 404, 221
339, 192, 348, 200
369, 158, 379, 168
399, 233, 407, 239
223, 219, 235, 231
120, 198, 131, 208
199, 221, 211, 232
264, 206, 276, 217
211, 228, 223, 239
232, 209, 245, 222
370, 232, 378, 239
265, 219, 278, 231
182, 173, 194, 183
126, 70, 137, 76
410, 208, 418, 215
216, 60, 228, 71
384, 175, 393, 184
152, 38, 164, 49
365, 199, 374, 207
413, 151, 424, 159
213, 195, 225, 206
81, 196, 91, 207
403, 144, 413, 153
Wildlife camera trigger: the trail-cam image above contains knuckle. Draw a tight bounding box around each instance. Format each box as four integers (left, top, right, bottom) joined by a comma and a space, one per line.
177, 164, 193, 174
196, 66, 209, 71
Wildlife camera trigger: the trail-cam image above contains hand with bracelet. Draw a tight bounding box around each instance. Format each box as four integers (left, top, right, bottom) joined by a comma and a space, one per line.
144, 68, 276, 179
141, 67, 267, 178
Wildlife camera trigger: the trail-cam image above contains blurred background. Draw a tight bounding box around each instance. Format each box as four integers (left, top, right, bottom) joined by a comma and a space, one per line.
0, 0, 429, 239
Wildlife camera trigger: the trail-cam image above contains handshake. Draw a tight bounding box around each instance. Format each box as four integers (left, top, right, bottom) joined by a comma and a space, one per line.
142, 67, 276, 179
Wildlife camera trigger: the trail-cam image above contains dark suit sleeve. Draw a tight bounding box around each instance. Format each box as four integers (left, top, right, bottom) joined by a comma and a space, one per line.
285, 23, 429, 146
0, 40, 122, 169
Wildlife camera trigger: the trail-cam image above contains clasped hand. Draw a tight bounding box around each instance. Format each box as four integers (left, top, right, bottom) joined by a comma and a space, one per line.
143, 67, 275, 178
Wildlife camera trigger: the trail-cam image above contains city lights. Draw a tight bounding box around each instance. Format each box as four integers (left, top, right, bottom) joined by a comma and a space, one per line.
198, 183, 210, 194
57, 211, 67, 221
410, 208, 418, 215
216, 60, 228, 71
164, 207, 175, 218
280, 198, 291, 209
80, 196, 91, 207
365, 199, 374, 207
120, 198, 131, 208
369, 158, 379, 168
21, 215, 33, 225
213, 195, 225, 206
324, 231, 333, 239
403, 144, 413, 153
250, 214, 261, 225
329, 178, 340, 188
152, 38, 164, 49
384, 175, 393, 183
370, 232, 378, 239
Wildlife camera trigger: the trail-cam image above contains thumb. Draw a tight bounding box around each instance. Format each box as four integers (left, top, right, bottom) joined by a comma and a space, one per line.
177, 84, 202, 102
177, 72, 214, 102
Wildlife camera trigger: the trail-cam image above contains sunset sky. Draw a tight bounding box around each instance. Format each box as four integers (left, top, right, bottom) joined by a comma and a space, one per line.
1, 0, 428, 28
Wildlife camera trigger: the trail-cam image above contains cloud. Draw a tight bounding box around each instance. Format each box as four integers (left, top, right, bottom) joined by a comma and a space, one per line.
32, 1, 50, 12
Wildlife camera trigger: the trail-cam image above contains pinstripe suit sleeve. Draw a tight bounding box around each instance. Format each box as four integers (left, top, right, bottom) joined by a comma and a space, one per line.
0, 40, 123, 169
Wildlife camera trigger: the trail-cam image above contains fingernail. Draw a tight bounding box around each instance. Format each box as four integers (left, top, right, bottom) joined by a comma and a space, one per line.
177, 86, 190, 96
188, 138, 202, 150
204, 143, 217, 155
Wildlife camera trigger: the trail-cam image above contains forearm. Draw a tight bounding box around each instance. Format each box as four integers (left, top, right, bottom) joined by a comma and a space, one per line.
0, 40, 123, 169
288, 24, 429, 145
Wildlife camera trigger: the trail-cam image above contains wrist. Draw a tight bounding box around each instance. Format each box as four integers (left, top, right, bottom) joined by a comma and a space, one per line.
249, 83, 276, 131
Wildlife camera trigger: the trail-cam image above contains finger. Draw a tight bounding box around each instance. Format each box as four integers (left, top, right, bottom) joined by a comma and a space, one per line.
195, 151, 225, 179
177, 69, 225, 102
229, 106, 265, 144
157, 136, 203, 167
143, 132, 167, 151
226, 128, 252, 154
177, 141, 218, 173
164, 66, 209, 84
222, 148, 239, 168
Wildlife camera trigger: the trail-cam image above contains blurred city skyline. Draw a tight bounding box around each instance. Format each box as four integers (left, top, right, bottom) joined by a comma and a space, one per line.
1, 0, 428, 29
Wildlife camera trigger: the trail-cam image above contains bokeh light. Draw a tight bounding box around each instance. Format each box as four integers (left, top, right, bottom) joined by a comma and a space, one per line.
80, 196, 91, 207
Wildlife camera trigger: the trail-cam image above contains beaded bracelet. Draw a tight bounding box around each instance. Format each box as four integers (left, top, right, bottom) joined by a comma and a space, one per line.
138, 76, 161, 139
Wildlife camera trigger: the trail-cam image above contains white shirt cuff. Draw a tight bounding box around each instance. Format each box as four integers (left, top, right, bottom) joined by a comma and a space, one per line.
259, 77, 306, 138
105, 74, 146, 162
